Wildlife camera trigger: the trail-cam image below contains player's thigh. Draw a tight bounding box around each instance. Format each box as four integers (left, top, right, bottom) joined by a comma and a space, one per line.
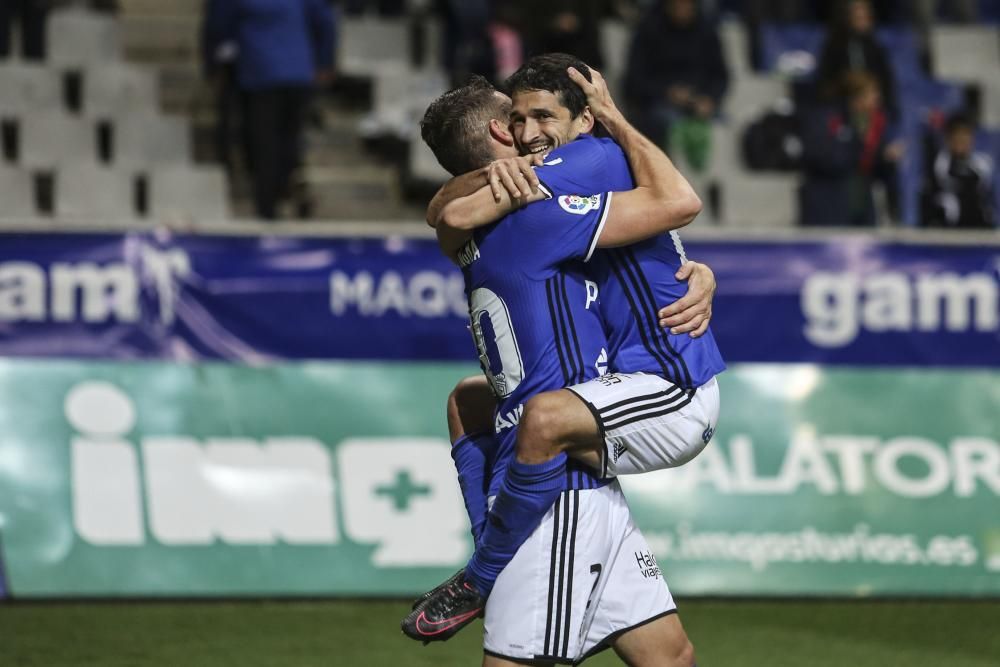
611, 613, 695, 667
570, 373, 720, 475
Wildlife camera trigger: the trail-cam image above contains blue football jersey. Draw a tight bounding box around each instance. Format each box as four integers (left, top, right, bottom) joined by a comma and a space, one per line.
459, 174, 611, 497
535, 134, 726, 389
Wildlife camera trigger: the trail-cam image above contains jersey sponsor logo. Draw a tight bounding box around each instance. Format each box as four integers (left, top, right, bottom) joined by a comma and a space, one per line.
456, 239, 480, 268
635, 550, 661, 579
613, 442, 628, 462
494, 403, 524, 434
558, 194, 601, 216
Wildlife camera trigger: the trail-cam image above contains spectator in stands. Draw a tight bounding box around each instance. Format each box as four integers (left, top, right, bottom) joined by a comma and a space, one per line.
799, 72, 904, 226
0, 0, 49, 60
921, 114, 995, 229
815, 0, 898, 119
513, 0, 606, 70
200, 2, 249, 176
623, 0, 729, 174
204, 0, 335, 220
438, 0, 495, 86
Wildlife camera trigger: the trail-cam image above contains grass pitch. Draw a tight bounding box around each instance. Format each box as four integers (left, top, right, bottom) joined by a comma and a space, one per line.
2, 599, 998, 666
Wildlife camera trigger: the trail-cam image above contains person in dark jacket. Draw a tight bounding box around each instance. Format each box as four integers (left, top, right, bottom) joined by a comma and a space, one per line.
799, 72, 903, 226
515, 0, 607, 71
815, 0, 898, 119
623, 0, 729, 172
921, 114, 995, 230
204, 0, 335, 220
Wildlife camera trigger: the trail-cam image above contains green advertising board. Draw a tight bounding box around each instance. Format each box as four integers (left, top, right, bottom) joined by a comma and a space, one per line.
0, 359, 997, 597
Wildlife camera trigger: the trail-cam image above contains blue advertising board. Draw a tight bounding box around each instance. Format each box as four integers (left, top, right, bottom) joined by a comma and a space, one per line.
0, 231, 996, 366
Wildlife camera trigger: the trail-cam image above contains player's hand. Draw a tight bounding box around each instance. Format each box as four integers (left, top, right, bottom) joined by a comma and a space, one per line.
486, 155, 541, 203
658, 261, 715, 338
567, 65, 620, 124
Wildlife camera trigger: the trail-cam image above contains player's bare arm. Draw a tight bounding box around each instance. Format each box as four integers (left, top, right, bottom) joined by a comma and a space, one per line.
567, 65, 702, 247
428, 155, 544, 229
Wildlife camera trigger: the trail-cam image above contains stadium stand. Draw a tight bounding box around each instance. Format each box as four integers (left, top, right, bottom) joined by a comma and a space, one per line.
0, 4, 229, 223
0, 1, 996, 227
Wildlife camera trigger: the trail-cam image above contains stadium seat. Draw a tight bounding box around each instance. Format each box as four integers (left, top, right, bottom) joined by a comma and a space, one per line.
599, 19, 630, 99
718, 174, 798, 227
719, 19, 752, 76
0, 63, 62, 117
112, 113, 191, 165
365, 67, 448, 140
931, 26, 1000, 81
18, 112, 100, 167
82, 64, 159, 118
407, 128, 449, 184
759, 25, 922, 84
758, 24, 823, 76
46, 8, 122, 65
148, 165, 230, 222
55, 164, 135, 220
722, 76, 789, 125
337, 17, 410, 77
0, 166, 37, 219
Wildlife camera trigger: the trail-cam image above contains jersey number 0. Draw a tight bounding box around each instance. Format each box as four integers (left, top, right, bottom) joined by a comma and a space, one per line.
469, 287, 524, 399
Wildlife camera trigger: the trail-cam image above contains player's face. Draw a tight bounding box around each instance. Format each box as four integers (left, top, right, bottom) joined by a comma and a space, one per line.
509, 89, 586, 156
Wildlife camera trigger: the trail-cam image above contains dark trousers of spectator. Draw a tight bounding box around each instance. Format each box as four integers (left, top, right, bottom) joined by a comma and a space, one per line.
0, 0, 48, 60
246, 86, 310, 220
214, 64, 252, 175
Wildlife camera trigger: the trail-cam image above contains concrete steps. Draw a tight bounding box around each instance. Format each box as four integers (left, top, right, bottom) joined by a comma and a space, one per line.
114, 0, 416, 220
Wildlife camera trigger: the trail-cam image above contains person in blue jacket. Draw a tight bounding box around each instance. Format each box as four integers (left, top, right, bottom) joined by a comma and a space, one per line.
204, 0, 336, 220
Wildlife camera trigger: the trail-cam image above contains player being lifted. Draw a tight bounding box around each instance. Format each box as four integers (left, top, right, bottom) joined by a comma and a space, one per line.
404, 56, 722, 665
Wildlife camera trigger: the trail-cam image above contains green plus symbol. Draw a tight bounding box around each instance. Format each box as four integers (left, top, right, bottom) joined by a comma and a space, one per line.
376, 470, 432, 511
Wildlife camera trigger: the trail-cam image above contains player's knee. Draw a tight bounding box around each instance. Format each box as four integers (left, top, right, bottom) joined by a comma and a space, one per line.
516, 393, 569, 462
447, 376, 493, 441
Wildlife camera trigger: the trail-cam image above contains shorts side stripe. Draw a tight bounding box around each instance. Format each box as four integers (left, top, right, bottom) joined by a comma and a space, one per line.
562, 491, 580, 657
543, 494, 562, 656
601, 391, 692, 427
603, 393, 696, 431
596, 386, 683, 415
552, 492, 572, 657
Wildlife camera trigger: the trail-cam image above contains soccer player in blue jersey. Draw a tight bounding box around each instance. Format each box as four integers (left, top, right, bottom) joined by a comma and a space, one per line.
402, 59, 709, 665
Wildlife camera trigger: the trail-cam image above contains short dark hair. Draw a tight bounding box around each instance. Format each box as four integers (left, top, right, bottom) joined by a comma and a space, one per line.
504, 53, 593, 119
944, 112, 974, 136
420, 75, 511, 176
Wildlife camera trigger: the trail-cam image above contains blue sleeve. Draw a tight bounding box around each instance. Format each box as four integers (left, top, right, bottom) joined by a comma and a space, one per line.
533, 137, 612, 194
506, 189, 614, 266
307, 0, 336, 70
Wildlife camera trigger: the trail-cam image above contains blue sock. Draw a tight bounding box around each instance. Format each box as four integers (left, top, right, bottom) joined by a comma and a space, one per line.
465, 453, 567, 596
451, 432, 494, 546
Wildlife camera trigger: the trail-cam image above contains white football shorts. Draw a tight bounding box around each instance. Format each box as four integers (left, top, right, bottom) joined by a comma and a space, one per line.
567, 373, 720, 476
483, 481, 676, 664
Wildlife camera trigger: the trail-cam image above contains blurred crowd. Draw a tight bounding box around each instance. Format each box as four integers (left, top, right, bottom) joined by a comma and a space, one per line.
4, 0, 995, 228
